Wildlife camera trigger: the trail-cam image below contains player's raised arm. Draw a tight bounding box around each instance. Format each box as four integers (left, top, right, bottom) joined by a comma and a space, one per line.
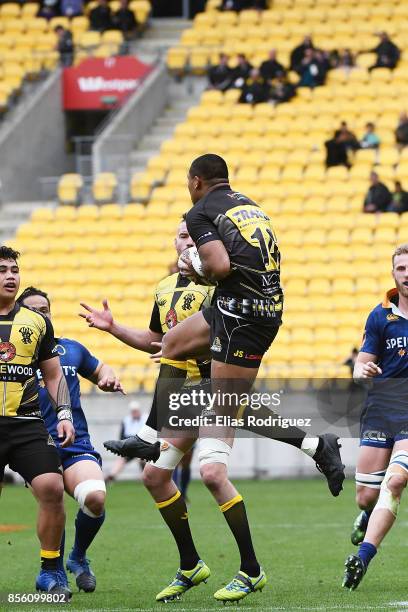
79, 298, 163, 354
40, 356, 75, 448
353, 352, 382, 379
89, 362, 125, 394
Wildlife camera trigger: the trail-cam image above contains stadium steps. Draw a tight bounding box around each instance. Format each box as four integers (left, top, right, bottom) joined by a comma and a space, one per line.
129, 77, 207, 175
135, 17, 192, 53
0, 201, 54, 242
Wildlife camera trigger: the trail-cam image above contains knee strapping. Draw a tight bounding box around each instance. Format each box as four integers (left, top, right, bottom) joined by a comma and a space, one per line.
154, 441, 185, 470
198, 438, 231, 467
374, 450, 408, 517
73, 479, 106, 518
355, 470, 386, 489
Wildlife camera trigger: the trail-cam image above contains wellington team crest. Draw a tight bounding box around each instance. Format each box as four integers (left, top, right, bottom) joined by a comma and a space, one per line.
0, 341, 16, 362
165, 308, 178, 329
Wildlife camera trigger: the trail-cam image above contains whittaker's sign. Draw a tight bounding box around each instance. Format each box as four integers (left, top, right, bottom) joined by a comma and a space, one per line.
63, 56, 153, 110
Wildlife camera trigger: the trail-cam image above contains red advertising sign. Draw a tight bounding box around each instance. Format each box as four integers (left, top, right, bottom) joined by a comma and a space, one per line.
63, 56, 153, 110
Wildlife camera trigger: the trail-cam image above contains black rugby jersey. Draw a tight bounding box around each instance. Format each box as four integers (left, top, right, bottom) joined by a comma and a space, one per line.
186, 184, 283, 323
0, 303, 56, 418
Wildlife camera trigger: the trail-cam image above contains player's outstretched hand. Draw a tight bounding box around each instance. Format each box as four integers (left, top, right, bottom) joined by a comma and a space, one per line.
361, 361, 382, 378
150, 341, 162, 363
57, 420, 75, 448
98, 375, 126, 394
79, 299, 113, 332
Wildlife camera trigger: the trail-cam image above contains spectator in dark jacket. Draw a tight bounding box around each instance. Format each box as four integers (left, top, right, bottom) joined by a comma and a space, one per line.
297, 48, 328, 88
231, 53, 253, 88
112, 0, 138, 39
369, 32, 400, 71
270, 72, 296, 104
239, 68, 270, 104
55, 25, 74, 66
259, 49, 286, 82
389, 181, 408, 213
363, 171, 392, 213
37, 0, 59, 20
208, 53, 233, 91
290, 35, 314, 72
396, 112, 408, 150
90, 0, 112, 31
61, 0, 83, 17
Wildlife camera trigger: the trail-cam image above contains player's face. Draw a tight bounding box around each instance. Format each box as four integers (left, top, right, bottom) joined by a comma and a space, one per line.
393, 254, 408, 298
174, 221, 194, 256
0, 258, 20, 301
22, 295, 51, 319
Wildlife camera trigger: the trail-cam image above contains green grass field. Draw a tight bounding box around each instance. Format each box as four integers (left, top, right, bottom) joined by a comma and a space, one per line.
1, 478, 408, 611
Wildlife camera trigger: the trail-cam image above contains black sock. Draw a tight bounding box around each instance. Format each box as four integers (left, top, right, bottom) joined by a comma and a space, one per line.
220, 494, 260, 577
242, 403, 306, 449
157, 490, 200, 570
41, 550, 60, 571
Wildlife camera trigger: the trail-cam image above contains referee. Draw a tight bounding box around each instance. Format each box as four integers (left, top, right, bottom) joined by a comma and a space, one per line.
0, 246, 74, 597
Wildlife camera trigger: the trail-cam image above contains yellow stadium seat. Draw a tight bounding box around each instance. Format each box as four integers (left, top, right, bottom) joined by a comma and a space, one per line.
78, 31, 101, 49
92, 173, 117, 204
57, 174, 83, 205
0, 3, 20, 18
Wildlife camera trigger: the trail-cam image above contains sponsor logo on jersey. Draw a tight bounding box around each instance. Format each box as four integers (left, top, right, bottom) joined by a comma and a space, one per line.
386, 336, 408, 350
54, 344, 67, 356
0, 364, 33, 376
47, 434, 56, 447
19, 326, 34, 344
157, 298, 167, 307
165, 308, 178, 329
398, 349, 406, 357
160, 441, 169, 451
182, 293, 196, 311
233, 349, 262, 360
211, 337, 222, 353
387, 313, 399, 321
0, 341, 16, 362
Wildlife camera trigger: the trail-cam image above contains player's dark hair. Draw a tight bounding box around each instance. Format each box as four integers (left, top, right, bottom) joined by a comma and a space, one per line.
181, 213, 187, 221
17, 286, 50, 308
189, 154, 229, 183
0, 246, 20, 262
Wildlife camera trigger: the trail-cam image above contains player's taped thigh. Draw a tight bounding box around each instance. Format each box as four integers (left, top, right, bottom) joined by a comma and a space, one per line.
375, 450, 408, 517
198, 438, 231, 467
355, 469, 386, 489
154, 440, 185, 470
74, 479, 106, 517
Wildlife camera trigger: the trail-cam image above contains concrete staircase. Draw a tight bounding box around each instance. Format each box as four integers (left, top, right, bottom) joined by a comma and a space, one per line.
0, 201, 55, 243
133, 17, 191, 58
129, 76, 206, 175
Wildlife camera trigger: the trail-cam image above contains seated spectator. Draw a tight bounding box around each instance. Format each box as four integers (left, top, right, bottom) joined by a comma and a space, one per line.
269, 72, 296, 104
389, 181, 408, 213
61, 0, 83, 17
231, 53, 253, 89
37, 0, 59, 20
297, 49, 328, 88
259, 49, 286, 83
208, 53, 233, 91
363, 171, 392, 213
325, 122, 358, 168
396, 112, 408, 150
239, 68, 270, 104
337, 121, 359, 152
90, 0, 112, 32
290, 35, 314, 73
337, 48, 355, 70
112, 0, 138, 39
369, 31, 400, 71
360, 122, 381, 149
55, 25, 74, 66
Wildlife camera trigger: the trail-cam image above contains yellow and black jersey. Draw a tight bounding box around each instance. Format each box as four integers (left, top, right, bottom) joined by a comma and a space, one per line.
186, 184, 283, 323
0, 303, 56, 418
149, 273, 214, 382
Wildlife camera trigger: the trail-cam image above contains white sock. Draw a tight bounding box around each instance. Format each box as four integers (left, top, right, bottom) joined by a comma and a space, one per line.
301, 436, 320, 458
137, 425, 158, 444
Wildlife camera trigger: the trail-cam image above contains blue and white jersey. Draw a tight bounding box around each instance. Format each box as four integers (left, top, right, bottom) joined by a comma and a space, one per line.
361, 288, 408, 415
37, 337, 99, 442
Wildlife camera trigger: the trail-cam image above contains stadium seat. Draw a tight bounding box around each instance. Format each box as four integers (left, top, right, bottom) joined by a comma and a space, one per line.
57, 174, 83, 205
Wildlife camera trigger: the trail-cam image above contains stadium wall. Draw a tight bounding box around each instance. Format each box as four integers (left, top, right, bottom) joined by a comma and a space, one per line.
92, 61, 169, 176
84, 393, 359, 481
0, 69, 73, 202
